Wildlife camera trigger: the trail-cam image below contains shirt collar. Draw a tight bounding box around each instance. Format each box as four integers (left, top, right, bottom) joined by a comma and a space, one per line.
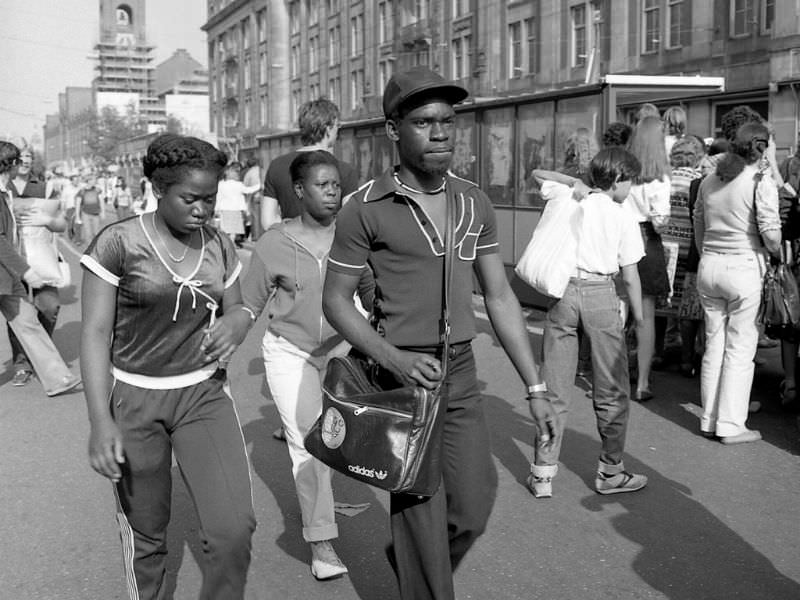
363, 169, 460, 203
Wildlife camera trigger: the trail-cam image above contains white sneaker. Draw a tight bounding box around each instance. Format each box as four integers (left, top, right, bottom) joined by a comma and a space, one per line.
310, 540, 348, 580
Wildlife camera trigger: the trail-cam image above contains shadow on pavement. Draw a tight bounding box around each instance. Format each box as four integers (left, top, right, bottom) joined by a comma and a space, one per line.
566, 431, 800, 600
243, 404, 399, 600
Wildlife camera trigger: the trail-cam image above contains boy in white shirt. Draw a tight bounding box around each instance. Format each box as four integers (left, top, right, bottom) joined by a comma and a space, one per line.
529, 147, 649, 498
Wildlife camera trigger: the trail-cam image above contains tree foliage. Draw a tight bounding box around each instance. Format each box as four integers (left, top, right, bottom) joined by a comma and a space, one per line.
86, 103, 147, 164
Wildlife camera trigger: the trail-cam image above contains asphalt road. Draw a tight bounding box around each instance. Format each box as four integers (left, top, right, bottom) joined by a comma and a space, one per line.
1, 235, 799, 600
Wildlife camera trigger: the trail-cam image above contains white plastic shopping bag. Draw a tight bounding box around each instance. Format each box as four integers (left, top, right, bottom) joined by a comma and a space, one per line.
514, 181, 582, 298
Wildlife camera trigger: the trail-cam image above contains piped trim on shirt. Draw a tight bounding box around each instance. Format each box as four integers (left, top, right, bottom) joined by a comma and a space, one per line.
224, 261, 242, 289
80, 255, 120, 287
328, 256, 367, 271
112, 363, 218, 389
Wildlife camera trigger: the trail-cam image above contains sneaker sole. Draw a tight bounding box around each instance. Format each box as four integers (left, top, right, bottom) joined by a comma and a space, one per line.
595, 483, 647, 495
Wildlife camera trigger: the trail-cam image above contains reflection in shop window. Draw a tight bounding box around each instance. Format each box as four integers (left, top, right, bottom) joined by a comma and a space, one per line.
517, 102, 554, 208
451, 113, 476, 182
483, 108, 515, 206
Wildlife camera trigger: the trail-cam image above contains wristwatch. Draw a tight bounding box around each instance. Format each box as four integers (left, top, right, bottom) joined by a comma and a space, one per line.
526, 383, 547, 398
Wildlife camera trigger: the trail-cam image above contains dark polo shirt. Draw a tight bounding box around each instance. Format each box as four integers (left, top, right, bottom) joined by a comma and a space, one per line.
264, 150, 359, 219
328, 169, 499, 347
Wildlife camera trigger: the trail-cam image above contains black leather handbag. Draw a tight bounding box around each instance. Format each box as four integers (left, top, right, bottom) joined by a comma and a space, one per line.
304, 194, 455, 497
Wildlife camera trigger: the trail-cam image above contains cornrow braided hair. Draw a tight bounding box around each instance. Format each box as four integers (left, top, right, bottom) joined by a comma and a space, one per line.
143, 134, 228, 191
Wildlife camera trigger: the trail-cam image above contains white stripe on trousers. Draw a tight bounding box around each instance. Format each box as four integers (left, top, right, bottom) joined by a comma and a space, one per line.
113, 486, 141, 600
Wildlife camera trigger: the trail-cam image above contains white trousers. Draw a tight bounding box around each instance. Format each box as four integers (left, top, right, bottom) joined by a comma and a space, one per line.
262, 331, 342, 542
697, 251, 764, 436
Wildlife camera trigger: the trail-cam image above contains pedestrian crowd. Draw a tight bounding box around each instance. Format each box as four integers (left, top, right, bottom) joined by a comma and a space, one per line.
1, 66, 797, 600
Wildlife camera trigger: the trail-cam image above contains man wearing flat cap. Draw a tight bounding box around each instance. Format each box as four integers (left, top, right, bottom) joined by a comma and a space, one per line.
323, 67, 557, 599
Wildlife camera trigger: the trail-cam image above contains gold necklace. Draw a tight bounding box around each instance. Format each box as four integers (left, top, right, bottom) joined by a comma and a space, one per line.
151, 212, 191, 263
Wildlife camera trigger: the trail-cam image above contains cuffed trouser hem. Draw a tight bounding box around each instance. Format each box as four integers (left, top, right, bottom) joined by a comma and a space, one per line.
303, 523, 339, 543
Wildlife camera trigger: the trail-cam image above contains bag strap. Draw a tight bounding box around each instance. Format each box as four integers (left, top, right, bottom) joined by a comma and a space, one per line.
439, 187, 455, 378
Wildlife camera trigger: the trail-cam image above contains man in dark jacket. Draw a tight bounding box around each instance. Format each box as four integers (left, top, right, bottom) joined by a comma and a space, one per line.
0, 141, 79, 396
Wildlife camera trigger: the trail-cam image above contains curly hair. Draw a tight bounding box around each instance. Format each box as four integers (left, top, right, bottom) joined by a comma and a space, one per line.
142, 134, 227, 192
602, 122, 633, 148
716, 122, 770, 182
627, 115, 670, 183
720, 105, 763, 142
298, 98, 340, 146
0, 141, 20, 175
669, 135, 704, 169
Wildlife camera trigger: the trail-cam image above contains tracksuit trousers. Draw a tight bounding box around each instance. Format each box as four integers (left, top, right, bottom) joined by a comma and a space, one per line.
388, 342, 497, 600
111, 371, 255, 600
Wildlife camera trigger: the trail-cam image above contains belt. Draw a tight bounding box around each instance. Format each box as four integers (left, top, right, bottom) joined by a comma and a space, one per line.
572, 268, 613, 281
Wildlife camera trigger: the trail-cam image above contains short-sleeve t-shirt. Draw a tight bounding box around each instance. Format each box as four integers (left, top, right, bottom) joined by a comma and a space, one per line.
264, 150, 359, 219
80, 216, 242, 376
328, 170, 499, 347
577, 191, 644, 274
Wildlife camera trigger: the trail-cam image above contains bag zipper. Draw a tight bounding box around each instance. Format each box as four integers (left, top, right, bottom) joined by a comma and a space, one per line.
322, 387, 413, 418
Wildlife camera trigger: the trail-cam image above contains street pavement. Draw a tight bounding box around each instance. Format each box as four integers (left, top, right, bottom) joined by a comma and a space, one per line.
1, 235, 799, 600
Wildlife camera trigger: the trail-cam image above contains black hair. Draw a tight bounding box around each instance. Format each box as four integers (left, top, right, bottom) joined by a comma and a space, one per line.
298, 98, 340, 145
602, 122, 633, 148
720, 105, 763, 142
290, 150, 340, 184
716, 122, 770, 182
588, 147, 642, 190
707, 137, 732, 156
0, 141, 20, 175
142, 134, 227, 192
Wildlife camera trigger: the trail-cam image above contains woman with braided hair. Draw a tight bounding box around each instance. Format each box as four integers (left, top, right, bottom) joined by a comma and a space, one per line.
80, 134, 256, 599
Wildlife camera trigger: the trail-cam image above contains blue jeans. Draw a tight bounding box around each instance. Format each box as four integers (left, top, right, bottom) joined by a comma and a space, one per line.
537, 278, 631, 466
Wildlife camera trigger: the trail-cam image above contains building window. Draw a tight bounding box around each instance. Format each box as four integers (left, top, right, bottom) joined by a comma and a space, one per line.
328, 0, 339, 13
666, 0, 682, 48
525, 17, 537, 74
571, 4, 586, 67
244, 56, 251, 89
453, 0, 468, 17
244, 98, 251, 129
378, 2, 389, 44
329, 26, 341, 65
415, 0, 427, 20
259, 52, 268, 85
259, 94, 268, 126
329, 76, 340, 105
509, 22, 522, 78
642, 0, 660, 53
309, 35, 319, 72
350, 14, 363, 57
760, 0, 774, 35
309, 0, 319, 25
350, 68, 364, 110
291, 90, 302, 121
378, 60, 393, 91
291, 44, 300, 78
310, 83, 320, 99
257, 10, 266, 43
452, 37, 464, 80
730, 0, 754, 37
241, 17, 251, 49
290, 1, 299, 34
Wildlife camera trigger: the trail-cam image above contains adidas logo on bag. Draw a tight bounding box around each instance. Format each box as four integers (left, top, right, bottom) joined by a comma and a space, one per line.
348, 464, 388, 480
